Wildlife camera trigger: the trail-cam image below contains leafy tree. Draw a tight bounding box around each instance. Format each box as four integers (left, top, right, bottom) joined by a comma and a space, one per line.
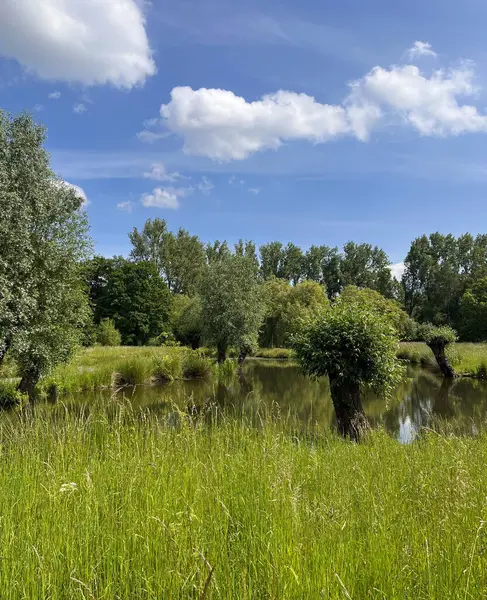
281, 242, 304, 285
206, 240, 231, 264
459, 277, 487, 342
341, 242, 395, 298
85, 257, 171, 345
0, 111, 91, 397
293, 305, 402, 440
96, 318, 122, 346
419, 324, 457, 378
129, 218, 206, 295
235, 240, 259, 270
303, 245, 342, 297
200, 255, 263, 363
336, 286, 417, 340
171, 294, 203, 349
259, 241, 285, 280
260, 279, 330, 347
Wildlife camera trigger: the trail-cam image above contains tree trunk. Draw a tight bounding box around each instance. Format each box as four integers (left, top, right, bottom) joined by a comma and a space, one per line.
329, 378, 369, 441
217, 344, 227, 364
18, 367, 40, 401
427, 341, 455, 378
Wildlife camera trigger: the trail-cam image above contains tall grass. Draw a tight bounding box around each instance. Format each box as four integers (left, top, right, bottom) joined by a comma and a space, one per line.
1, 403, 487, 598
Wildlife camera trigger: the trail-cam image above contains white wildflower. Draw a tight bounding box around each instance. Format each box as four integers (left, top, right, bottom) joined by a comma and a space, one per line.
59, 482, 78, 494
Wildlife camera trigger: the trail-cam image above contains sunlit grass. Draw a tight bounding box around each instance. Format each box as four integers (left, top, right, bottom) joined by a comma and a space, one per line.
1, 402, 487, 598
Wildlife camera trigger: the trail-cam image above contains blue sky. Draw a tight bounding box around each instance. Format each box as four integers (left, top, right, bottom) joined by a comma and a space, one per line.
2, 0, 487, 269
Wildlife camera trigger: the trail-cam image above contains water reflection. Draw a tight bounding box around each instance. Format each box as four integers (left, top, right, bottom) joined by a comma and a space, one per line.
9, 360, 487, 442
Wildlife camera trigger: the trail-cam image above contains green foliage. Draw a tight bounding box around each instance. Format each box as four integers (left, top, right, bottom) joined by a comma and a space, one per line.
95, 319, 122, 346
85, 257, 171, 346
182, 352, 212, 379
200, 255, 264, 358
0, 382, 26, 407
170, 294, 203, 348
419, 323, 458, 346
260, 279, 330, 347
129, 218, 206, 295
336, 286, 417, 340
0, 111, 91, 391
402, 232, 487, 331
459, 277, 487, 341
340, 241, 396, 298
293, 304, 402, 396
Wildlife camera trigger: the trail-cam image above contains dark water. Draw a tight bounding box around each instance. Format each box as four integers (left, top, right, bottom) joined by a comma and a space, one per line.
36, 360, 487, 443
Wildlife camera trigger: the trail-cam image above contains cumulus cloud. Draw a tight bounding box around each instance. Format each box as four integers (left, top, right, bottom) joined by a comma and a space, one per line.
117, 200, 134, 212
143, 162, 183, 183
160, 86, 350, 160
407, 41, 437, 60
141, 187, 192, 210
143, 43, 487, 161
347, 64, 487, 138
73, 103, 87, 115
48, 91, 61, 99
0, 0, 155, 88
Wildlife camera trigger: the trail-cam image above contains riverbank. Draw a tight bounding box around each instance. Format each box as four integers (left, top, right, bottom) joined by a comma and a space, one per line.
0, 405, 486, 599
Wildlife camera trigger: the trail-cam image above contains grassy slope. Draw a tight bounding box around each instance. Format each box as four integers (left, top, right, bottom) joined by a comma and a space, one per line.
398, 342, 487, 376
0, 407, 487, 598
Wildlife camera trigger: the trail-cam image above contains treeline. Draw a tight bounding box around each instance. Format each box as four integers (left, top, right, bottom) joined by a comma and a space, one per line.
85, 218, 487, 349
83, 218, 408, 351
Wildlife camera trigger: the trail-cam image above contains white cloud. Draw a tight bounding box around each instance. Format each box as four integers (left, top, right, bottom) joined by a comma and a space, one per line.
73, 103, 87, 115
141, 186, 192, 210
228, 176, 236, 184
143, 162, 183, 182
248, 187, 261, 194
33, 104, 44, 112
347, 64, 487, 138
196, 176, 214, 195
117, 200, 134, 212
390, 262, 405, 281
160, 86, 351, 161
0, 0, 155, 88
48, 91, 61, 99
146, 44, 487, 161
407, 41, 437, 60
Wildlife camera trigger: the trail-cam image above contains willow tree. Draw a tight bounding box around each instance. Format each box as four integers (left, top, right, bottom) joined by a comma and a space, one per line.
0, 111, 91, 397
420, 324, 457, 378
200, 255, 263, 364
293, 305, 402, 440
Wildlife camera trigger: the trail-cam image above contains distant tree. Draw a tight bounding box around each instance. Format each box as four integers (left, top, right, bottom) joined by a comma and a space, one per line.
200, 255, 263, 363
96, 318, 122, 346
85, 257, 171, 346
206, 240, 231, 264
281, 242, 305, 285
294, 304, 401, 440
260, 279, 330, 347
336, 286, 417, 340
235, 240, 259, 270
129, 218, 205, 295
259, 241, 285, 280
341, 242, 395, 298
303, 244, 342, 297
459, 278, 487, 341
419, 324, 457, 378
0, 111, 91, 398
171, 294, 203, 349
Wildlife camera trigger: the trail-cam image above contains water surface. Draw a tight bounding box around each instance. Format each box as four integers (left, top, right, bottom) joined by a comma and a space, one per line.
27, 360, 487, 443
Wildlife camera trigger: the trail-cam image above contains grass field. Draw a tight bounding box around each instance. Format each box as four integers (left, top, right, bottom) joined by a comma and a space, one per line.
0, 403, 486, 599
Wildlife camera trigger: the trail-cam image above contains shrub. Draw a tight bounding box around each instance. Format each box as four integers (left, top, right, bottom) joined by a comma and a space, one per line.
96, 319, 122, 347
